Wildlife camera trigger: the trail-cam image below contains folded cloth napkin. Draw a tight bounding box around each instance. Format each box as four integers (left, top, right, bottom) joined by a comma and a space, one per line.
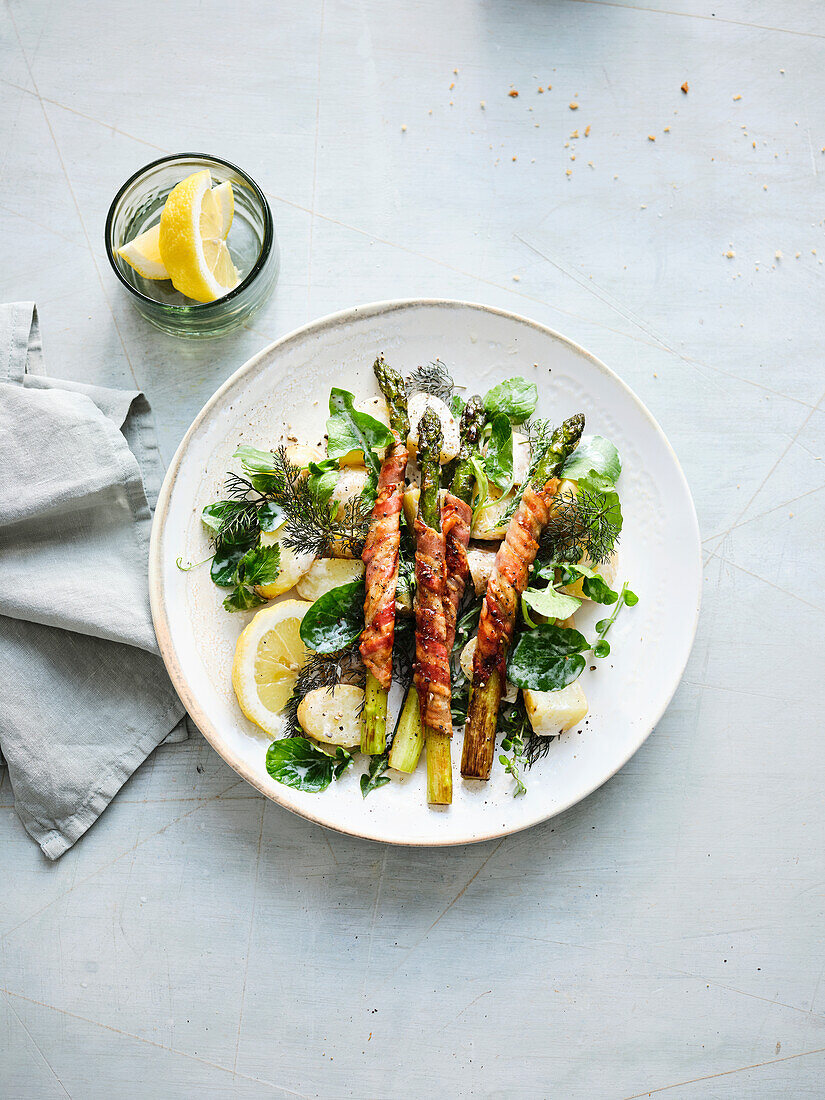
0, 302, 186, 859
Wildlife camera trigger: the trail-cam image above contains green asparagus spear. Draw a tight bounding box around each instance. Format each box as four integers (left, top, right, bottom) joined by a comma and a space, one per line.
449, 395, 486, 505
360, 357, 410, 757
461, 413, 585, 781
416, 408, 453, 805
387, 685, 425, 772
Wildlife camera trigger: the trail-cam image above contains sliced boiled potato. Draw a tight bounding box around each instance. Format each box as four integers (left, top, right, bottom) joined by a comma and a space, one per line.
561, 551, 619, 601
511, 431, 532, 486
297, 684, 364, 747
467, 546, 497, 596
523, 681, 588, 736
407, 393, 460, 464
285, 443, 323, 471
332, 465, 370, 518
339, 396, 390, 466
459, 638, 517, 702
471, 487, 516, 540
254, 524, 315, 599
296, 557, 365, 602
402, 486, 447, 528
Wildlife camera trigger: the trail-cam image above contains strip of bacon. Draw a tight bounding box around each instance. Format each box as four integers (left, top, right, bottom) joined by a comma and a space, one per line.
441, 492, 472, 655
413, 514, 453, 738
472, 481, 557, 686
359, 433, 408, 691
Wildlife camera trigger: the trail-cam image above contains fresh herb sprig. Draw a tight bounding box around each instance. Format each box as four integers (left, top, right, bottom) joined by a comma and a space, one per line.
592, 582, 638, 658
497, 695, 532, 796
406, 360, 455, 401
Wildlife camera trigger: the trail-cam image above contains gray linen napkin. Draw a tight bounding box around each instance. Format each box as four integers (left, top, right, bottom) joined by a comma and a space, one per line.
0, 302, 186, 859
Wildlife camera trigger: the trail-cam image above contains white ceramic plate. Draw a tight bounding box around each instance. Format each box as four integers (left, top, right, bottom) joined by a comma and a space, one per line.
149, 299, 701, 845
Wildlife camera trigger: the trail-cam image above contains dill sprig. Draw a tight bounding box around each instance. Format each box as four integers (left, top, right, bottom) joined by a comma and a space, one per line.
406, 360, 455, 401
282, 644, 365, 736
541, 486, 620, 565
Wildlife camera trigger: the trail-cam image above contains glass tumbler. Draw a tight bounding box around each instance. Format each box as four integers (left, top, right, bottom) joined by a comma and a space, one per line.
105, 153, 279, 338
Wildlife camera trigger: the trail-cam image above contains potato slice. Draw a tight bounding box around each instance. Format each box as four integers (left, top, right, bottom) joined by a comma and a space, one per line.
339, 396, 390, 466
254, 524, 315, 599
523, 682, 588, 736
407, 393, 460, 464
471, 487, 516, 540
297, 684, 364, 747
285, 443, 323, 471
331, 465, 370, 518
467, 546, 497, 596
296, 558, 366, 602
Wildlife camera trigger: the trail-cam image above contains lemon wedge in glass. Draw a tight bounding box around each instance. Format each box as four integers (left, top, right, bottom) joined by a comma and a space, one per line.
231, 600, 311, 735
117, 180, 235, 287
158, 170, 240, 302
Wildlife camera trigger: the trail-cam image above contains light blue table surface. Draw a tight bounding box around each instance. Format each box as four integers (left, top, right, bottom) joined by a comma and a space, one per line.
2, 2, 823, 1096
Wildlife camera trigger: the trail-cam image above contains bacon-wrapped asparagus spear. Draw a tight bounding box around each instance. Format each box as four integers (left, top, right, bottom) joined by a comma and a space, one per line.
460, 413, 585, 780
413, 409, 453, 804
443, 396, 486, 654
360, 357, 409, 755
389, 397, 486, 777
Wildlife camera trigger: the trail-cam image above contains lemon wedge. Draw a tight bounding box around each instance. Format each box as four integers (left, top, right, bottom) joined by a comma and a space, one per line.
158, 169, 240, 302
116, 224, 168, 280
232, 599, 311, 734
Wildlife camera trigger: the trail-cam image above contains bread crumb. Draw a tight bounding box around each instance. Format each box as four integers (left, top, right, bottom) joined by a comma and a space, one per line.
569, 101, 579, 109
664, 126, 670, 132
449, 82, 455, 90
570, 129, 579, 138
763, 185, 768, 190
780, 69, 785, 73
546, 84, 552, 90
570, 154, 575, 161
509, 90, 519, 98
512, 156, 517, 161
681, 81, 689, 94
640, 204, 647, 209
588, 161, 594, 168
480, 100, 486, 109
752, 141, 756, 148
733, 94, 742, 101
648, 134, 656, 141
775, 250, 782, 260
400, 124, 407, 132
795, 252, 801, 258
538, 86, 544, 93
512, 275, 520, 282
453, 68, 458, 74
725, 250, 735, 258
584, 125, 591, 136
566, 169, 572, 176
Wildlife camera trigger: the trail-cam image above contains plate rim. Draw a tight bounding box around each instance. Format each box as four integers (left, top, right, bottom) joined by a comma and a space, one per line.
149, 296, 702, 846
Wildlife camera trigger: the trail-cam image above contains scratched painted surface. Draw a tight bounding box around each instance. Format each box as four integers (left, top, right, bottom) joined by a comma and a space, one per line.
1, 1, 824, 1096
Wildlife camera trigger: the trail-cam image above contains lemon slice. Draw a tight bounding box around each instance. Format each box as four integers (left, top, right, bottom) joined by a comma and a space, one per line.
116, 224, 168, 280
158, 169, 240, 302
232, 599, 312, 734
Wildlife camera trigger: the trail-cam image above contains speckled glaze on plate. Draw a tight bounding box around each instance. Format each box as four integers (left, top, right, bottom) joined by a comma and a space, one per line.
149, 299, 701, 846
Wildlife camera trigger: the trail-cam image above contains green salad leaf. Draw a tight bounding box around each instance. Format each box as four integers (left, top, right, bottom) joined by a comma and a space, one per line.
266, 737, 353, 792
300, 578, 366, 653
306, 458, 340, 505
211, 541, 252, 587
560, 435, 621, 487
508, 624, 589, 691
522, 586, 582, 623
238, 544, 282, 586
483, 376, 538, 423
483, 412, 514, 492
326, 388, 394, 480
223, 585, 267, 613
257, 501, 285, 533
360, 753, 391, 798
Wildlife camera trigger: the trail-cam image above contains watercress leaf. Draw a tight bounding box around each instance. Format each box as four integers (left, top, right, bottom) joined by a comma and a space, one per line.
326, 388, 394, 477
299, 578, 366, 654
306, 457, 340, 505
594, 618, 610, 633
522, 586, 582, 621
483, 376, 538, 423
560, 435, 622, 485
201, 501, 238, 533
582, 574, 618, 604
211, 542, 249, 587
624, 588, 639, 606
593, 639, 611, 658
258, 501, 285, 533
507, 623, 588, 691
265, 736, 352, 793
360, 753, 391, 798
239, 544, 282, 586
483, 412, 514, 491
223, 585, 267, 612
